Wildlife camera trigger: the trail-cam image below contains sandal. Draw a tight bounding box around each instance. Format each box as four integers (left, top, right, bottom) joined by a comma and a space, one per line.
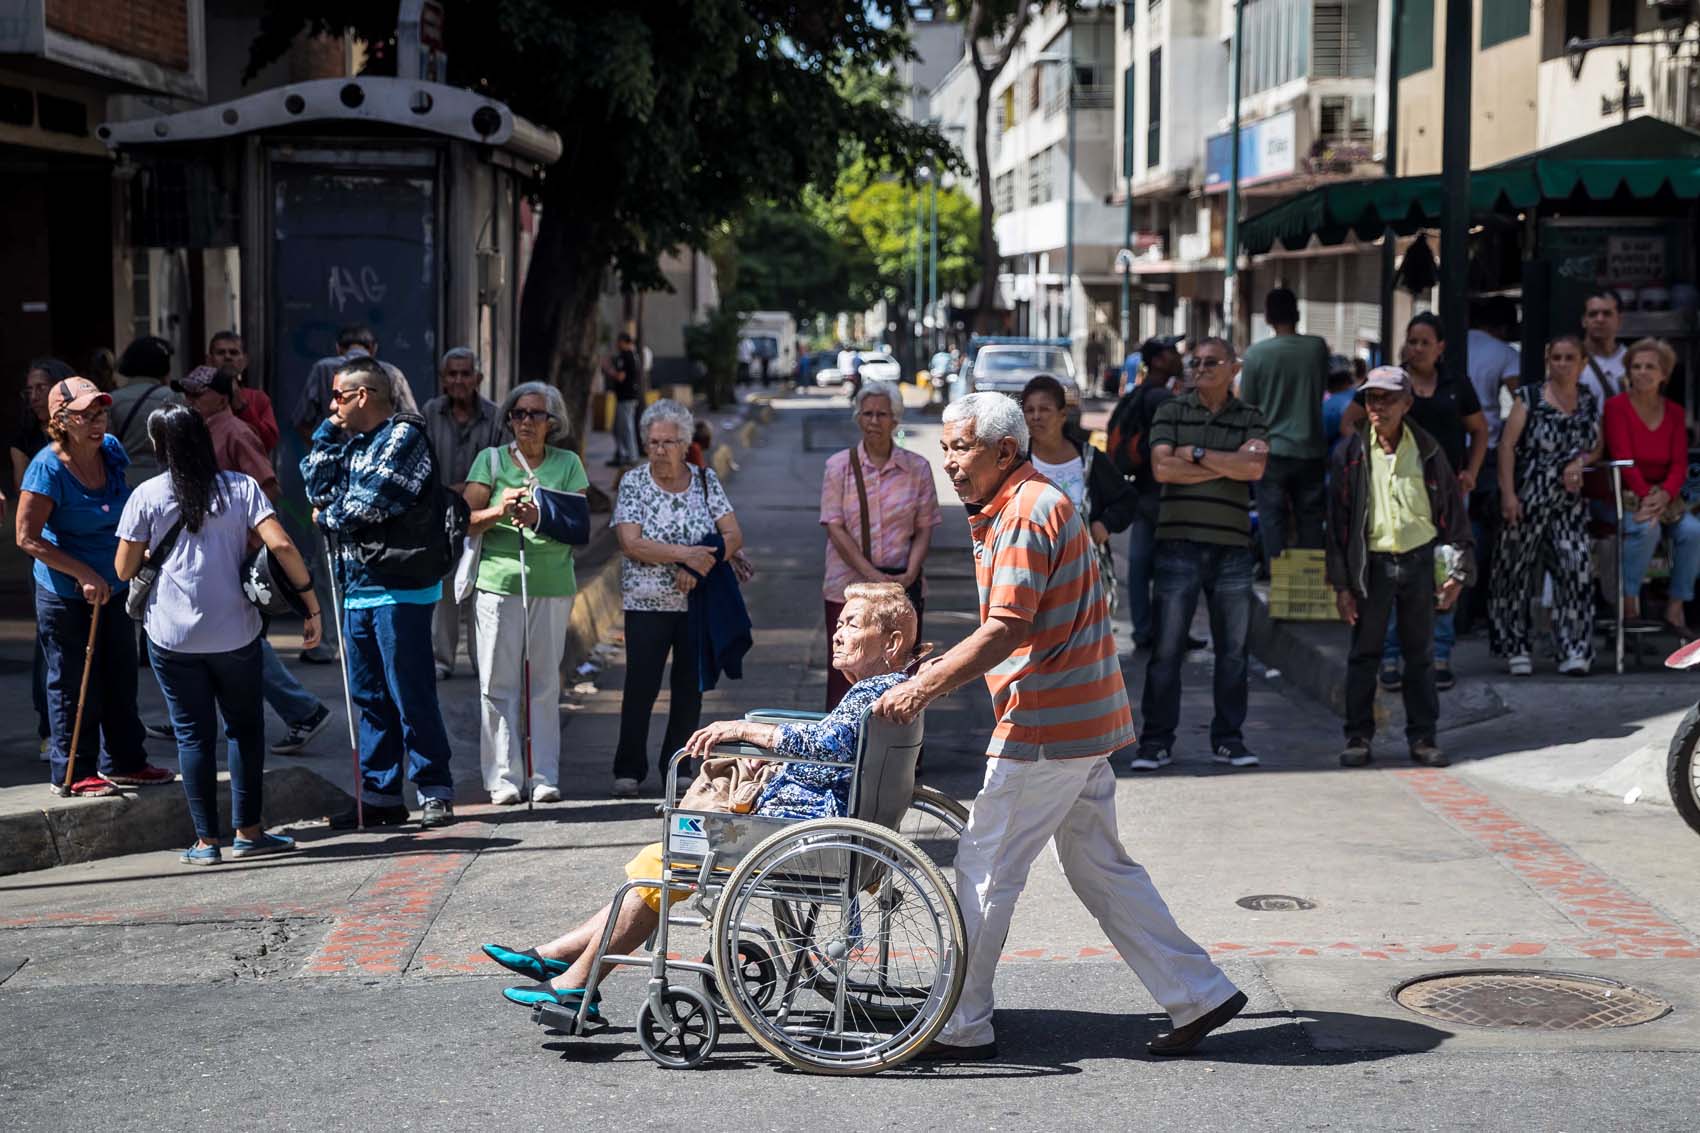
502, 984, 603, 1022
482, 943, 570, 982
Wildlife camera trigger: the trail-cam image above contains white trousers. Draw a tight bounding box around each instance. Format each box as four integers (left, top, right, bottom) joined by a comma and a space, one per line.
939, 755, 1239, 1047
432, 586, 478, 677
473, 590, 573, 793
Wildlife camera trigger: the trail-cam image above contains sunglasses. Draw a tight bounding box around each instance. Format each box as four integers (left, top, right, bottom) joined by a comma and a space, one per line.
509, 408, 553, 423
328, 386, 368, 404
1185, 356, 1230, 371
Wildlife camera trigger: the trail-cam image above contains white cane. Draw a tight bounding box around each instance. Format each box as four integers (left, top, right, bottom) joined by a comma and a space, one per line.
325, 535, 363, 830
511, 443, 540, 811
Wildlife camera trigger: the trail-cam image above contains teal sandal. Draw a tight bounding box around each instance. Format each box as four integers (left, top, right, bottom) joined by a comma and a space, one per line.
502, 984, 604, 1023
481, 942, 570, 982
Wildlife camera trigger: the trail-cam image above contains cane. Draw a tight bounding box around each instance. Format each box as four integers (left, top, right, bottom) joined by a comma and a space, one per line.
324, 535, 363, 830
61, 599, 102, 791
517, 492, 535, 812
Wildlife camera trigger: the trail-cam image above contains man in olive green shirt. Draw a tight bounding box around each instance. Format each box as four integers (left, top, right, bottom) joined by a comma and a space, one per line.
1325, 367, 1473, 770
1238, 287, 1329, 563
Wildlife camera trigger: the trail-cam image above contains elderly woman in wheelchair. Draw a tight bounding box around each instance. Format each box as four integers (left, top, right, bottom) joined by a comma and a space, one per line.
480, 581, 920, 1023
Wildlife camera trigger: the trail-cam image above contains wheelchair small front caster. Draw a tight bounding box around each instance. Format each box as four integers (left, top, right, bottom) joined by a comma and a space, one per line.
637, 986, 719, 1069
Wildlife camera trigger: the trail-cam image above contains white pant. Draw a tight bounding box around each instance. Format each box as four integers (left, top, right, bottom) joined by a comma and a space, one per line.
474, 590, 573, 793
432, 587, 478, 677
939, 755, 1239, 1047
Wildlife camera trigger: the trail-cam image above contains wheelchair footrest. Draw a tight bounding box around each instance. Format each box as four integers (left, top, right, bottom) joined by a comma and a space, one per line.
531, 1002, 608, 1036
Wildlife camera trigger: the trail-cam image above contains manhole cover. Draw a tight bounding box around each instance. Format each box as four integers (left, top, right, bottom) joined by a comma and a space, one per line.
1394, 970, 1671, 1030
1236, 894, 1316, 911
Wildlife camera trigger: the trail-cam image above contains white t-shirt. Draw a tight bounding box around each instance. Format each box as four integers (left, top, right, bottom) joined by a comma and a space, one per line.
1465, 329, 1521, 445
116, 471, 273, 654
1581, 345, 1625, 419
1031, 453, 1087, 515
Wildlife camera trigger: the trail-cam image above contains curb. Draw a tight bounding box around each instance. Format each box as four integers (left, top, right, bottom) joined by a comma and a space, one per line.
0, 766, 352, 875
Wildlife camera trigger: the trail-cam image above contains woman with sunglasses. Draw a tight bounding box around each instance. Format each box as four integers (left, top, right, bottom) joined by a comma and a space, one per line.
16, 378, 172, 796
462, 382, 589, 804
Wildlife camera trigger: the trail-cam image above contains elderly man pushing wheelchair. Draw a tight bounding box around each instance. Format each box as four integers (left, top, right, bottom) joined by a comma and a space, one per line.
874, 392, 1245, 1061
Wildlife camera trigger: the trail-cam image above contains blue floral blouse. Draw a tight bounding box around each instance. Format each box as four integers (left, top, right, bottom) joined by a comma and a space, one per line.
755, 672, 910, 820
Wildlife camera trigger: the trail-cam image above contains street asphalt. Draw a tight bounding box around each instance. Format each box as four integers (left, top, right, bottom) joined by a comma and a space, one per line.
2, 387, 1698, 1131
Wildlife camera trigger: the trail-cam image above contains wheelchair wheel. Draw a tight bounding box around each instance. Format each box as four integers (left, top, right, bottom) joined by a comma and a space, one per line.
899, 786, 968, 870
637, 986, 719, 1070
699, 940, 778, 1017
711, 818, 965, 1075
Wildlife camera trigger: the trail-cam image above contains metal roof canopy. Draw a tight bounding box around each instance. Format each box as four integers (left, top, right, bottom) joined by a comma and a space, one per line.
96, 76, 561, 168
1240, 118, 1700, 257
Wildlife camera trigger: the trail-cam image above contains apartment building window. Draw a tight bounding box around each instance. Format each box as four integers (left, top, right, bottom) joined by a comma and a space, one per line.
1397, 0, 1434, 78
1027, 146, 1057, 206
1564, 0, 1590, 45
1313, 0, 1377, 79
1122, 63, 1136, 178
1146, 47, 1162, 169
1122, 0, 1135, 30
994, 170, 1016, 215
1480, 0, 1530, 48
1609, 0, 1636, 36
1242, 0, 1312, 95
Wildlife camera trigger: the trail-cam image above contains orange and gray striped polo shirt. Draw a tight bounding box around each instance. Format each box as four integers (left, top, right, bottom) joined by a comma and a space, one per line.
968, 464, 1135, 760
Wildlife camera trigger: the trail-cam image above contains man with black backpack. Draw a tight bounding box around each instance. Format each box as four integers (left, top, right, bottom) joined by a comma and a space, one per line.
301, 356, 458, 830
1106, 336, 1188, 650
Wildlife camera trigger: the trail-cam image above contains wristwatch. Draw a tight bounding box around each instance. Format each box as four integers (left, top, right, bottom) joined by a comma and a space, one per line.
1191, 445, 1205, 464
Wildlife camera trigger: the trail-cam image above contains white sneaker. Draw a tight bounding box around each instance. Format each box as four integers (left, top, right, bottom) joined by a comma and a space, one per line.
489, 785, 522, 806
1557, 655, 1590, 677
1127, 749, 1172, 772
611, 777, 640, 799
1507, 654, 1533, 676
531, 783, 561, 804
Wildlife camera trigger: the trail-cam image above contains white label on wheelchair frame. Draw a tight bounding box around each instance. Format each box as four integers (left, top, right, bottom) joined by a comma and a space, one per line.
668, 814, 709, 855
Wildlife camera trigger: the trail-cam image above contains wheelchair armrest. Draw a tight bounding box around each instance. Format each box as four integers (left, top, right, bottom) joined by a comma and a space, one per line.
744, 709, 826, 724
704, 742, 851, 768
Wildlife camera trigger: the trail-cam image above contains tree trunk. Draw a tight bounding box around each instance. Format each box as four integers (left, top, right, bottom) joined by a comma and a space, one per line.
972, 73, 999, 336
517, 194, 610, 457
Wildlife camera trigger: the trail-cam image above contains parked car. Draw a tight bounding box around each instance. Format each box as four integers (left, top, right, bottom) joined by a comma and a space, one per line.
952, 339, 1080, 410
798, 350, 837, 386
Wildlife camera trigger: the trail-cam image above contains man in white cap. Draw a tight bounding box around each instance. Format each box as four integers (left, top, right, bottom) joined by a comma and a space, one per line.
1326, 366, 1474, 769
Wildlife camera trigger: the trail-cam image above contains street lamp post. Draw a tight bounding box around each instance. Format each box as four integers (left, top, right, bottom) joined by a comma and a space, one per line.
1224, 0, 1244, 340
928, 172, 939, 356
914, 168, 928, 375
1063, 65, 1077, 349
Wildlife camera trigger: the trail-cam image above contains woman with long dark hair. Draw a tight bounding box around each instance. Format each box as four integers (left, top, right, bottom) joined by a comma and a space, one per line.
115, 405, 322, 865
13, 358, 70, 758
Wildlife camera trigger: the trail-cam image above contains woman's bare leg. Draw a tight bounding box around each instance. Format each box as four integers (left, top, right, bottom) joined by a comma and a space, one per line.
533, 906, 614, 964
553, 891, 660, 989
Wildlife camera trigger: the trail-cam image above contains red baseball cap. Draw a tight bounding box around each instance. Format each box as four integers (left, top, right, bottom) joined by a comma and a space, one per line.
47, 377, 112, 417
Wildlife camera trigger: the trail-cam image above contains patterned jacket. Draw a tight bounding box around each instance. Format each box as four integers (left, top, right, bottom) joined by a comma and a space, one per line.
1326, 420, 1475, 598
301, 414, 435, 592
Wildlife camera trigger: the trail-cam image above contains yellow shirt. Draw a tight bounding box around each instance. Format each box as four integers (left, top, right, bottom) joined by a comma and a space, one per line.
1367, 427, 1438, 553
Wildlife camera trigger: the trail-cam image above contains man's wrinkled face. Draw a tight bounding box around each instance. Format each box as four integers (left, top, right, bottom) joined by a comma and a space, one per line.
209, 337, 246, 373
941, 419, 1019, 505
441, 358, 479, 403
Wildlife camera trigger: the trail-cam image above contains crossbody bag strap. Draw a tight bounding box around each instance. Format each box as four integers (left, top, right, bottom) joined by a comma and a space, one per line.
847, 446, 873, 559
116, 383, 165, 445
153, 515, 187, 562
1586, 355, 1618, 399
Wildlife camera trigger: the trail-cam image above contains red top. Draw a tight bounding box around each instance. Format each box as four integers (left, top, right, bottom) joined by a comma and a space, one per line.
233, 387, 280, 454
1603, 392, 1687, 498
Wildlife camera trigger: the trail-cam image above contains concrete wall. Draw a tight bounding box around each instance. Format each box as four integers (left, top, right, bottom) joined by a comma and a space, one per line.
1396, 0, 1546, 175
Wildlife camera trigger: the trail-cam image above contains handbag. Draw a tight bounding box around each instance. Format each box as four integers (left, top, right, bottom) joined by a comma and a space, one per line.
848, 447, 922, 608
1622, 489, 1691, 526
678, 756, 778, 813
697, 466, 756, 583
452, 445, 504, 603
125, 516, 185, 620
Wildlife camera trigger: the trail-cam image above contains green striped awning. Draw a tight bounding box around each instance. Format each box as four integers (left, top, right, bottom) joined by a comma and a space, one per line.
1241, 117, 1700, 256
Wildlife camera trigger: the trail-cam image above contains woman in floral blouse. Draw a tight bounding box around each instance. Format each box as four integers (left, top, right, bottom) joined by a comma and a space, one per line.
610, 399, 742, 797
482, 582, 918, 1018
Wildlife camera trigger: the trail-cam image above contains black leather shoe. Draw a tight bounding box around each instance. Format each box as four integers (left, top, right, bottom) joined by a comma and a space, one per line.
419, 798, 455, 828
1148, 990, 1247, 1056
1340, 738, 1373, 768
328, 803, 409, 830
909, 1040, 999, 1063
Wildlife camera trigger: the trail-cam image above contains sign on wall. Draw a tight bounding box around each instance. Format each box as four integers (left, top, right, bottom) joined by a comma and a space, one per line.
1204, 109, 1297, 191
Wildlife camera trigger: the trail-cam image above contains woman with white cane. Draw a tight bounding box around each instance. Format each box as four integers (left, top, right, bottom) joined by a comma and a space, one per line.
463, 383, 588, 805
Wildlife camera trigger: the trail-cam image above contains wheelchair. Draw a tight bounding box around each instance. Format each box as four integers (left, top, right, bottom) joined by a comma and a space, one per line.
531, 707, 968, 1074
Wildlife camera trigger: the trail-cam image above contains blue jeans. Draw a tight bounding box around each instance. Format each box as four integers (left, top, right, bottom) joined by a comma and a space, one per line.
1126, 493, 1160, 644
32, 634, 49, 739
259, 638, 321, 724
1622, 511, 1700, 602
1139, 540, 1254, 753
345, 602, 454, 806
1384, 607, 1455, 665
152, 639, 266, 842
37, 586, 148, 785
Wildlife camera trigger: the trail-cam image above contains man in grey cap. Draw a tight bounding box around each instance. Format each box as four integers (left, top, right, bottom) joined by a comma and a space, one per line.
1325, 366, 1473, 769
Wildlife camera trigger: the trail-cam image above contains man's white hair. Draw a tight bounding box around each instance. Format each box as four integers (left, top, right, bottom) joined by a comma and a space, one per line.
942, 391, 1028, 451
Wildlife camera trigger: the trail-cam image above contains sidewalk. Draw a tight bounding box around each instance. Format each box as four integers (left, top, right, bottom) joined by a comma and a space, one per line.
0, 388, 773, 874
